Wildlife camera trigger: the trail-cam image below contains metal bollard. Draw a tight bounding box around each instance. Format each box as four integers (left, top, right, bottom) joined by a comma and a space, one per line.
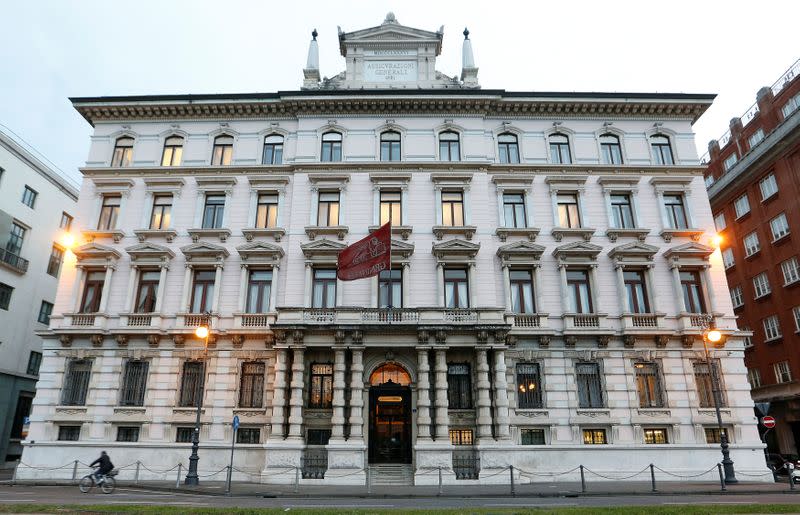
176, 463, 182, 488
790, 473, 796, 491
650, 464, 657, 492
579, 465, 586, 493
294, 466, 300, 494
72, 460, 78, 483
438, 466, 442, 496
510, 465, 515, 496
11, 464, 18, 486
135, 461, 140, 485
717, 463, 726, 492
366, 466, 371, 495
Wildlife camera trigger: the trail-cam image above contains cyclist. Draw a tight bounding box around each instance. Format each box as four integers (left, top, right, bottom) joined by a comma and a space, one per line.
89, 451, 114, 483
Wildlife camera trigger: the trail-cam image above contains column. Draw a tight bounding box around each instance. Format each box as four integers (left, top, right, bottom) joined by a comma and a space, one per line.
558, 264, 570, 312
287, 347, 305, 439
493, 350, 511, 440
180, 264, 193, 312
330, 348, 346, 440
615, 264, 628, 313
348, 348, 364, 440
211, 263, 223, 313
501, 265, 512, 311
645, 265, 659, 313
671, 263, 687, 312
237, 265, 249, 312
269, 348, 288, 440
154, 265, 169, 312
71, 266, 85, 312
269, 266, 279, 311
434, 349, 449, 440
467, 263, 477, 308
98, 265, 115, 313
124, 265, 138, 313
401, 263, 410, 308
303, 263, 313, 307
475, 349, 493, 440
436, 263, 445, 307
702, 265, 718, 314
416, 348, 432, 440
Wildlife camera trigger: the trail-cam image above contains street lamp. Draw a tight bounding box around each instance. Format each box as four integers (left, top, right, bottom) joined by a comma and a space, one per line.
185, 314, 211, 486
699, 314, 737, 484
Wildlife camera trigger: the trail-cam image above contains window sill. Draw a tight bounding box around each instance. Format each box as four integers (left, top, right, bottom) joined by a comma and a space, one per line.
605, 228, 649, 242
495, 227, 540, 242
744, 250, 761, 260
242, 227, 286, 242
724, 264, 735, 272
732, 303, 744, 311
134, 228, 178, 243
735, 212, 751, 222
369, 224, 412, 240
659, 228, 703, 243
305, 225, 348, 240
551, 227, 596, 242
754, 292, 772, 301
771, 233, 791, 245
187, 228, 231, 242
82, 229, 125, 243
761, 192, 778, 205
764, 336, 783, 345
432, 225, 477, 241
784, 279, 800, 288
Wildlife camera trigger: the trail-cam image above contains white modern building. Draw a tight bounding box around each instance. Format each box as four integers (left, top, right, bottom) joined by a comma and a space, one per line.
20, 14, 770, 484
0, 127, 78, 467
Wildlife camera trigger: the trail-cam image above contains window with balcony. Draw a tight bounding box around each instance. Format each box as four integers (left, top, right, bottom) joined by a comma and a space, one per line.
576, 362, 604, 408
763, 315, 782, 341
498, 132, 520, 164
320, 131, 342, 162
37, 300, 53, 324
693, 361, 723, 408
179, 361, 204, 407
730, 285, 744, 308
447, 363, 473, 409
734, 194, 750, 219
317, 191, 340, 226
753, 271, 771, 299
60, 212, 73, 231
441, 191, 464, 226
211, 135, 233, 165
246, 270, 272, 313
747, 368, 761, 388
781, 257, 800, 285
120, 360, 149, 406
557, 193, 581, 228
600, 133, 623, 165
743, 231, 760, 257
79, 271, 105, 313
444, 268, 469, 308
262, 134, 284, 164
510, 270, 535, 314
759, 173, 778, 200
583, 428, 607, 444
722, 248, 735, 269
189, 270, 215, 313
567, 270, 592, 313
438, 131, 460, 161
161, 136, 184, 166
21, 185, 37, 208
774, 361, 792, 383
680, 271, 706, 313
134, 270, 160, 313
643, 428, 669, 444
634, 362, 664, 408
239, 362, 265, 408
610, 193, 635, 228
0, 282, 12, 310
663, 193, 688, 229
6, 222, 25, 256
650, 134, 674, 165
748, 129, 765, 149
624, 270, 650, 313
503, 192, 527, 228
516, 363, 542, 409
379, 190, 402, 226
309, 363, 333, 408
723, 153, 738, 172
111, 136, 134, 167
47, 245, 64, 277
549, 133, 572, 164
378, 268, 402, 308
770, 213, 790, 241
312, 269, 336, 308
27, 351, 42, 376
713, 212, 726, 231
97, 194, 121, 230
149, 194, 173, 229
380, 131, 401, 161
201, 194, 225, 229
61, 359, 92, 406
521, 428, 546, 445
255, 193, 279, 229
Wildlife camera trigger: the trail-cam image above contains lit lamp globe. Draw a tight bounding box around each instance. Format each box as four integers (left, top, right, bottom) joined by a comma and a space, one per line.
61, 232, 76, 250
706, 329, 722, 343
710, 234, 724, 248
195, 326, 209, 339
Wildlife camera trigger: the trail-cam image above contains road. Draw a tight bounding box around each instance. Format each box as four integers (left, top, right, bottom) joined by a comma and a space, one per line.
1, 485, 799, 510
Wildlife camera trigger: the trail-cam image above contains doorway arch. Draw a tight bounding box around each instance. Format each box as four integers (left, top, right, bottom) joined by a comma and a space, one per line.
368, 362, 412, 464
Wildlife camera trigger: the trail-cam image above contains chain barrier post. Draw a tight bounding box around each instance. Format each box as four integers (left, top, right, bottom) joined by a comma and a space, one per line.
71, 460, 78, 483
438, 466, 442, 496
11, 464, 18, 486
225, 465, 232, 495
790, 472, 796, 491
579, 465, 586, 493
135, 461, 140, 485
509, 465, 515, 496
176, 463, 182, 488
366, 465, 371, 494
717, 463, 726, 492
649, 464, 656, 492
294, 466, 299, 494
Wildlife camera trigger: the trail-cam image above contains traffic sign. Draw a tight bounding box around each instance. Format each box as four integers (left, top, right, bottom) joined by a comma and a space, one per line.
232, 415, 240, 430
762, 415, 776, 429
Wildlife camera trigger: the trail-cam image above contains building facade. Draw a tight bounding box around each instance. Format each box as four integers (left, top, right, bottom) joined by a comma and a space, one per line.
704, 59, 800, 457
0, 127, 78, 467
20, 15, 768, 484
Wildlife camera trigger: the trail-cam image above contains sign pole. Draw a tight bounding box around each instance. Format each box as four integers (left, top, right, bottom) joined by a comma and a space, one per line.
226, 415, 239, 495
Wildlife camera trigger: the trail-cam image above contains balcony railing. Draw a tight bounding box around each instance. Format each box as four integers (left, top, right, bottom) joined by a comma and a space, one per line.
71, 314, 96, 326
0, 248, 29, 273
304, 309, 336, 323
361, 309, 420, 323
183, 314, 208, 327
443, 309, 478, 323
631, 314, 659, 328
126, 314, 153, 327
241, 314, 272, 327
573, 314, 600, 328
509, 313, 543, 328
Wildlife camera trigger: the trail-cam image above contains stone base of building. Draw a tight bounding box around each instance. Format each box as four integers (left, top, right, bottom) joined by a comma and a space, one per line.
325, 439, 367, 484
414, 440, 455, 484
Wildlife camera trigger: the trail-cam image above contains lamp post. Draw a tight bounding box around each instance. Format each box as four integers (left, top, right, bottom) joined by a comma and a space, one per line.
185, 314, 210, 486
699, 313, 737, 484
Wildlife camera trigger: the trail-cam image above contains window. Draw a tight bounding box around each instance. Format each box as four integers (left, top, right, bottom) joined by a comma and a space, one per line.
644, 428, 669, 444
37, 301, 53, 324
262, 134, 284, 165
58, 426, 81, 441
21, 185, 37, 208
309, 363, 333, 408
320, 131, 342, 162
510, 270, 535, 314
438, 131, 460, 161
734, 194, 750, 219
759, 174, 778, 200
748, 129, 765, 149
449, 429, 474, 446
704, 175, 715, 188
441, 191, 464, 226
378, 268, 402, 308
503, 193, 527, 228
663, 194, 688, 229
27, 351, 42, 376
774, 361, 792, 383
211, 135, 233, 165
781, 93, 800, 118
753, 271, 771, 299
782, 257, 800, 285
0, 282, 12, 310
549, 133, 572, 164
444, 268, 469, 308
201, 194, 225, 229
722, 248, 735, 269
747, 368, 761, 388
176, 427, 195, 443
634, 362, 664, 408
583, 429, 607, 444
255, 193, 279, 228
730, 285, 744, 308
763, 315, 782, 341
239, 362, 265, 408
624, 270, 650, 314
120, 360, 149, 406
97, 194, 121, 230
307, 429, 331, 445
116, 426, 140, 442
380, 131, 401, 161
498, 133, 520, 164
713, 212, 726, 231
190, 270, 215, 313
567, 270, 592, 313
600, 134, 623, 164
161, 136, 184, 166
723, 153, 738, 172
744, 231, 761, 257
743, 327, 753, 347
61, 359, 92, 406
317, 191, 340, 226
246, 270, 272, 313
111, 137, 134, 167
610, 193, 635, 228
576, 362, 604, 408
520, 428, 546, 445
312, 269, 336, 308
557, 193, 581, 228
447, 363, 473, 409
10, 394, 32, 440
47, 245, 64, 277
237, 428, 261, 444
7, 222, 26, 256
379, 190, 402, 226
149, 194, 173, 229
134, 270, 160, 313
516, 363, 542, 409
650, 134, 674, 165
770, 213, 790, 241
179, 361, 204, 407
60, 212, 73, 231
693, 362, 723, 408
704, 427, 728, 444
794, 306, 800, 332
79, 271, 105, 313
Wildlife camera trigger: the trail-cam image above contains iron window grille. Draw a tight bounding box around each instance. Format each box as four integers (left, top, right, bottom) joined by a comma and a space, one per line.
161, 136, 184, 166
309, 363, 333, 408
239, 361, 265, 408
704, 427, 728, 444
179, 361, 205, 407
447, 363, 473, 409
306, 429, 332, 445
516, 363, 543, 409
176, 427, 195, 443
120, 360, 149, 407
520, 428, 546, 445
236, 427, 261, 444
61, 359, 92, 406
634, 362, 664, 408
449, 429, 474, 446
693, 361, 725, 408
576, 362, 604, 408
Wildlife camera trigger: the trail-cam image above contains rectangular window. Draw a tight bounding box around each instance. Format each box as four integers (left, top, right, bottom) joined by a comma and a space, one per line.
116, 426, 140, 442
759, 174, 778, 200
714, 212, 726, 231
27, 351, 42, 376
782, 257, 800, 285
794, 306, 800, 332
748, 129, 765, 149
161, 136, 184, 166
704, 427, 728, 444
236, 427, 261, 444
576, 362, 604, 408
503, 193, 527, 228
0, 282, 12, 310
37, 301, 53, 324
444, 268, 469, 308
438, 132, 460, 162
744, 231, 761, 257
770, 213, 790, 241
498, 134, 520, 164
60, 212, 73, 231
449, 429, 474, 446
730, 285, 744, 308
309, 363, 333, 409
263, 136, 283, 165
47, 245, 64, 277
201, 194, 225, 229
722, 248, 735, 269
510, 270, 535, 314
378, 268, 402, 308
516, 363, 542, 409
190, 270, 215, 313
312, 269, 336, 308
120, 360, 149, 407
582, 429, 607, 444
643, 428, 669, 444
704, 175, 715, 188
624, 270, 650, 313
176, 427, 195, 443
246, 270, 272, 313
693, 362, 724, 408
79, 271, 105, 313
239, 361, 265, 408
211, 137, 233, 166
58, 425, 81, 441
111, 138, 134, 167
61, 359, 92, 406
321, 133, 343, 162
149, 194, 173, 230
753, 272, 771, 299
663, 193, 688, 229
21, 185, 37, 208
307, 429, 332, 445
781, 93, 800, 118
634, 362, 664, 408
255, 193, 279, 229
380, 190, 402, 226
6, 222, 26, 256
179, 361, 204, 407
747, 368, 761, 388
441, 191, 464, 226
774, 361, 792, 383
135, 270, 160, 313
723, 153, 738, 172
567, 270, 592, 313
557, 193, 581, 228
743, 326, 753, 347
520, 428, 546, 445
610, 193, 635, 229
447, 363, 473, 409
97, 194, 121, 230
734, 194, 750, 219
317, 191, 340, 226
763, 315, 782, 341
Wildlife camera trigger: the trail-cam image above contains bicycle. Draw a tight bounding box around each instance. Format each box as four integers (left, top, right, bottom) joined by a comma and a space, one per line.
79, 468, 118, 494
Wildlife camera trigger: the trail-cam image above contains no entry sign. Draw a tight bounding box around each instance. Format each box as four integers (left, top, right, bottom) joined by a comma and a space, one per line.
762, 416, 776, 429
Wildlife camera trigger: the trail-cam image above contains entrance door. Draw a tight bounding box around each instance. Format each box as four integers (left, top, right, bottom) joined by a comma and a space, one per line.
369, 383, 411, 464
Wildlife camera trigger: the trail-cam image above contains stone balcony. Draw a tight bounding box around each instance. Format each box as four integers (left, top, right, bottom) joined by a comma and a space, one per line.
562, 312, 612, 334
63, 312, 108, 329
504, 312, 551, 334
274, 307, 507, 329
120, 312, 163, 329
620, 313, 668, 333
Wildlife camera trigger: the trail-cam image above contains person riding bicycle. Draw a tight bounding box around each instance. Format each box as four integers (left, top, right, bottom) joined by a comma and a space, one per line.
89, 451, 114, 483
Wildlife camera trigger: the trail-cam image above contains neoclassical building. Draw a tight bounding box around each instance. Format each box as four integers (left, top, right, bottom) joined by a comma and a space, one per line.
20, 14, 769, 484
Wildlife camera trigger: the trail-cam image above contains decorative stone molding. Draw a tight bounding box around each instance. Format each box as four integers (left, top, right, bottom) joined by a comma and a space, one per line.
350, 330, 364, 345
681, 335, 696, 348
90, 334, 104, 347
231, 334, 244, 348
82, 229, 125, 243
476, 330, 488, 344
432, 225, 477, 240
59, 335, 73, 347
292, 330, 305, 345
173, 334, 185, 347
334, 330, 346, 345
115, 335, 129, 347
187, 228, 232, 243
147, 334, 161, 347
564, 335, 577, 348
368, 224, 413, 240
538, 335, 550, 348
623, 335, 636, 348
660, 229, 704, 243
241, 228, 286, 242
273, 330, 287, 346
655, 335, 669, 348
431, 238, 480, 263
133, 229, 178, 243
495, 227, 540, 242
551, 227, 596, 242
417, 330, 429, 345
304, 225, 349, 241
597, 335, 610, 348
516, 410, 549, 418
505, 334, 518, 347
435, 330, 447, 345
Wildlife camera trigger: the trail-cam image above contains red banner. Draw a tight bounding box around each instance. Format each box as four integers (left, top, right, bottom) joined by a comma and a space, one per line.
337, 222, 391, 281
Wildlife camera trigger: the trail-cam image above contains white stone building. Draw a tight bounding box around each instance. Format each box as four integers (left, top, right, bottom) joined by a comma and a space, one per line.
20, 15, 769, 484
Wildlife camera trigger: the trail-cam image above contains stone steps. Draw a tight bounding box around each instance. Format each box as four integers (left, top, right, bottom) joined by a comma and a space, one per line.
369, 464, 414, 485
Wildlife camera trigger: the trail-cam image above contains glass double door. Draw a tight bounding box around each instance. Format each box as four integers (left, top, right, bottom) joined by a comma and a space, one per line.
368, 384, 411, 464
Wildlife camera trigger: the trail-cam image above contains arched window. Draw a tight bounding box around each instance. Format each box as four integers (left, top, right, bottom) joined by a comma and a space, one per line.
211, 135, 234, 166
111, 136, 134, 167
549, 133, 572, 164
262, 134, 283, 165
321, 131, 342, 162
370, 363, 411, 386
650, 134, 674, 165
498, 133, 520, 164
439, 131, 460, 162
599, 134, 623, 165
161, 136, 184, 166
380, 131, 401, 162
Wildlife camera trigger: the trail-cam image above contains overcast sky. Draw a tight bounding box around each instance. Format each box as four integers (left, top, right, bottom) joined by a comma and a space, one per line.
1, 0, 797, 184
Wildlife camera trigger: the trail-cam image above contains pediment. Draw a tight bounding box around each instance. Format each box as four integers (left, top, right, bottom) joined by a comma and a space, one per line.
391, 239, 415, 260
301, 238, 346, 259
125, 242, 175, 260
432, 239, 480, 260
339, 15, 443, 55
552, 241, 603, 261
608, 242, 659, 260
237, 241, 285, 261
663, 242, 714, 260
497, 241, 546, 262
73, 242, 121, 261
180, 241, 229, 259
